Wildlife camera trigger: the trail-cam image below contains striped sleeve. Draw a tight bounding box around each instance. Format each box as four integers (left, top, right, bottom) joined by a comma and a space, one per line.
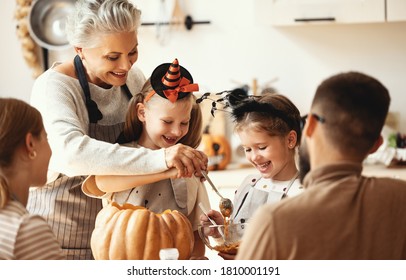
14, 215, 65, 260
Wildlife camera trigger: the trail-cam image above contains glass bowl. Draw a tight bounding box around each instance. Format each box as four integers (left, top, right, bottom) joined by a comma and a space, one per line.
198, 222, 247, 254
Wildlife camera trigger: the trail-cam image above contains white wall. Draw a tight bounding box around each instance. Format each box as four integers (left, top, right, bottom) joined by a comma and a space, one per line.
1, 0, 35, 102
2, 0, 406, 130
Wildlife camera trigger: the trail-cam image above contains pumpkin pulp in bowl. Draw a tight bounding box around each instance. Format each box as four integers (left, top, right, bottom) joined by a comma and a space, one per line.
198, 218, 247, 254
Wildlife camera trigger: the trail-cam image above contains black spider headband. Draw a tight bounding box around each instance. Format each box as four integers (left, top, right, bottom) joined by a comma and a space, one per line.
196, 88, 296, 129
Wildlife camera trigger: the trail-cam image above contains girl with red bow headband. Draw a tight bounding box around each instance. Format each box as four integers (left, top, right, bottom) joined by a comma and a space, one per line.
82, 59, 210, 259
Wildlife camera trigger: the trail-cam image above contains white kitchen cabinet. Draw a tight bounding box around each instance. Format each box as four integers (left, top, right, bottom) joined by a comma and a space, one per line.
387, 0, 406, 21
256, 0, 386, 26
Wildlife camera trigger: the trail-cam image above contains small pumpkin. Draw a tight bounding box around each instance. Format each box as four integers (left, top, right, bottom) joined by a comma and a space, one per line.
91, 202, 194, 260
199, 127, 232, 171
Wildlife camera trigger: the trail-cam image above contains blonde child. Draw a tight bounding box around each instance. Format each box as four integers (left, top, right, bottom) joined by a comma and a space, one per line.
82, 59, 210, 259
200, 93, 303, 259
0, 98, 64, 260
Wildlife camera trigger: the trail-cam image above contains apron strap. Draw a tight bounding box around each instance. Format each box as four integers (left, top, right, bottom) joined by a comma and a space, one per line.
115, 132, 128, 144
121, 84, 133, 100
283, 172, 299, 196
232, 191, 249, 220
74, 55, 133, 130
115, 84, 134, 144
74, 55, 103, 123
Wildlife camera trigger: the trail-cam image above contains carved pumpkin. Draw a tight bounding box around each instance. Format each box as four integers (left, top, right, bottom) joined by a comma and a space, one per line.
91, 202, 194, 260
199, 132, 232, 171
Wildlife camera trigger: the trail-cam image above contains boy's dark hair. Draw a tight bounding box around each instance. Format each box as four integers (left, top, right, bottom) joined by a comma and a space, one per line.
312, 71, 390, 156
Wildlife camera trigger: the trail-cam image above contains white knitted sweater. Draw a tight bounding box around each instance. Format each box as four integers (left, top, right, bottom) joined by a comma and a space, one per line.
30, 63, 167, 183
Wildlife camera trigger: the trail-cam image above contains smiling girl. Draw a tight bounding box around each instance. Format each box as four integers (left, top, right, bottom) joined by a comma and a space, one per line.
200, 93, 304, 259
231, 94, 303, 221
82, 59, 211, 259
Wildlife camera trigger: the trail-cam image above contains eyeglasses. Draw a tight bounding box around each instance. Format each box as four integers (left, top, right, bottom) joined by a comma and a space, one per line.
300, 113, 326, 130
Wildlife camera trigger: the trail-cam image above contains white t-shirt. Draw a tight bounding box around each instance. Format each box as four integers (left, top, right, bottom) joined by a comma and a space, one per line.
30, 63, 168, 181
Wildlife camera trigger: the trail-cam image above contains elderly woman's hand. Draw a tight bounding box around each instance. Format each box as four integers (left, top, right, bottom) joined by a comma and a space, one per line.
164, 143, 208, 178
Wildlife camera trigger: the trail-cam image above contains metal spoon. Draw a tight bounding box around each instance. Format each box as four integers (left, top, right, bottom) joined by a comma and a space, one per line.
201, 171, 234, 218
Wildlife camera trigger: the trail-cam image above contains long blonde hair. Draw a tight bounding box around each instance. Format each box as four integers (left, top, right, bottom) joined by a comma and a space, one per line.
122, 79, 203, 148
0, 98, 43, 208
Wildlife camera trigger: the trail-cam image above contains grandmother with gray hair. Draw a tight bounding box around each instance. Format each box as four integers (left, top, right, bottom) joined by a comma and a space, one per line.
28, 0, 207, 260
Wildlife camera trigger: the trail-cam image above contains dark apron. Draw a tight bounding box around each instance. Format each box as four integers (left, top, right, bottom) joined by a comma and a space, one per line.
27, 55, 132, 259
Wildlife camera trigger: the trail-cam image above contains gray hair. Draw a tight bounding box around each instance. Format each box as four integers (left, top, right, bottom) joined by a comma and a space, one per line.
66, 0, 142, 48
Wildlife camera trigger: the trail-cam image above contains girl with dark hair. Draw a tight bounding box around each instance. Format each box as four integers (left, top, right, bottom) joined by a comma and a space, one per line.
200, 93, 304, 259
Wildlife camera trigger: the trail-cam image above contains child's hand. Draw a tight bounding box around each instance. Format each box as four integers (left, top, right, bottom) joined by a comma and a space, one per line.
218, 249, 237, 260
189, 255, 209, 260
165, 168, 178, 179
200, 209, 225, 238
200, 209, 224, 226
164, 144, 208, 178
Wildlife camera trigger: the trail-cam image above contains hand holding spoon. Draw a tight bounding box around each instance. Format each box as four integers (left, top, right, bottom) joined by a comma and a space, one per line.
201, 171, 234, 218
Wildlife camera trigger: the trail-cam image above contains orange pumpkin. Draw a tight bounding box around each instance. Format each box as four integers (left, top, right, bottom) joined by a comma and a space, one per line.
199, 133, 232, 171
90, 202, 194, 260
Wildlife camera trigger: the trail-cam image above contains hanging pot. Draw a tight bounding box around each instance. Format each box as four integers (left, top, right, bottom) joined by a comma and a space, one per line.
28, 0, 76, 69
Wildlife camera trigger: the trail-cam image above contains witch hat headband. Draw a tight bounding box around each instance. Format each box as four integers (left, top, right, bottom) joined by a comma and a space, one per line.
145, 58, 199, 103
